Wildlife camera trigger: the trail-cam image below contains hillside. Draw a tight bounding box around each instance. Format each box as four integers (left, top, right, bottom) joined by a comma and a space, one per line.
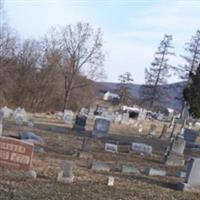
97, 81, 186, 111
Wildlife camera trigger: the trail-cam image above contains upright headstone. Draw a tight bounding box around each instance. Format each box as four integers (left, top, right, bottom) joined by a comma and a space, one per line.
57, 160, 74, 183
178, 158, 200, 191
165, 136, 186, 166
92, 117, 110, 138
14, 107, 26, 126
82, 137, 92, 152
148, 124, 157, 136
183, 128, 199, 144
73, 114, 87, 131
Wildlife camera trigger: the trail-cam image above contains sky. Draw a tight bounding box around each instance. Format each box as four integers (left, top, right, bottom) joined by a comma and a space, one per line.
2, 0, 200, 84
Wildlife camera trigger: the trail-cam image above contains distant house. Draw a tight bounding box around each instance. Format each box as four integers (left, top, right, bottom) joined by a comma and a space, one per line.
103, 91, 120, 102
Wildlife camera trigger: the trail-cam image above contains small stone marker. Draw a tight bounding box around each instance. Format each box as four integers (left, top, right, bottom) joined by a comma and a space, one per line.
91, 160, 111, 172
121, 164, 140, 174
107, 176, 114, 186
131, 143, 152, 155
105, 143, 118, 153
145, 168, 166, 176
57, 160, 74, 183
92, 117, 110, 138
73, 114, 87, 131
0, 136, 33, 171
148, 124, 157, 136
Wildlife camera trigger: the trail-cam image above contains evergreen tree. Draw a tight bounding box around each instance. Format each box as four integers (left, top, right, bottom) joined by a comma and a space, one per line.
183, 64, 200, 118
140, 34, 175, 109
117, 72, 134, 105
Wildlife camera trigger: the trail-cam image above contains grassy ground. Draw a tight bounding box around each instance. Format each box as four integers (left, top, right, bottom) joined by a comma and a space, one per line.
1, 116, 200, 200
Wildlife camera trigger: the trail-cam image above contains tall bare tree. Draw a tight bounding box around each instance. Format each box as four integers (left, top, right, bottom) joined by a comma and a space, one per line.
44, 22, 105, 111
140, 35, 175, 110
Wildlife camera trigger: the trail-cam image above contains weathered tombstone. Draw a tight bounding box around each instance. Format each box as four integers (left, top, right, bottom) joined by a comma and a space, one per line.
148, 124, 157, 136
107, 176, 114, 186
92, 117, 110, 138
145, 168, 166, 176
183, 128, 199, 144
177, 158, 200, 191
164, 136, 186, 166
57, 160, 74, 183
0, 136, 33, 171
105, 143, 118, 153
121, 164, 139, 174
130, 143, 152, 155
63, 110, 73, 125
0, 110, 4, 136
73, 114, 87, 131
91, 160, 111, 172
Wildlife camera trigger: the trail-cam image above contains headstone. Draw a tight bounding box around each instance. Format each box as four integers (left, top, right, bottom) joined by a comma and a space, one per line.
164, 136, 186, 166
121, 113, 129, 124
0, 110, 4, 136
57, 160, 74, 183
26, 170, 37, 179
91, 160, 111, 172
105, 143, 118, 153
130, 143, 152, 155
148, 124, 157, 136
177, 158, 200, 191
121, 164, 140, 174
92, 117, 110, 138
63, 110, 73, 125
14, 107, 26, 126
0, 136, 33, 171
145, 168, 166, 176
115, 113, 122, 123
107, 176, 114, 186
73, 114, 87, 131
183, 128, 199, 144
28, 118, 34, 128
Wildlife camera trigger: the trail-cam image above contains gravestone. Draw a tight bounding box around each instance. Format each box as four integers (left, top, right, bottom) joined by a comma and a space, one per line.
131, 143, 152, 155
145, 168, 166, 176
183, 128, 199, 144
73, 114, 87, 131
63, 110, 73, 125
92, 117, 110, 138
57, 161, 74, 183
14, 107, 26, 126
148, 124, 157, 136
82, 137, 92, 152
165, 136, 186, 166
105, 143, 118, 153
107, 176, 114, 186
121, 164, 139, 174
91, 160, 111, 172
0, 110, 4, 136
115, 113, 122, 123
177, 158, 200, 191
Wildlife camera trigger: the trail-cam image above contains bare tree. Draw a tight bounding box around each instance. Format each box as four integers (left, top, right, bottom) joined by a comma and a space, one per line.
140, 35, 175, 110
44, 22, 105, 111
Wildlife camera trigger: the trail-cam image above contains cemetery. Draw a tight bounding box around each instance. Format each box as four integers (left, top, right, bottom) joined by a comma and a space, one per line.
0, 106, 200, 199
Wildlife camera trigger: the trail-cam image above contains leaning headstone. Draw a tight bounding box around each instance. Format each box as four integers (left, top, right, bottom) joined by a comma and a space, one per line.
0, 110, 4, 136
107, 176, 114, 186
57, 161, 74, 184
92, 117, 110, 138
73, 114, 87, 132
145, 168, 166, 176
177, 158, 200, 191
121, 164, 140, 174
105, 143, 118, 153
130, 143, 152, 155
91, 160, 111, 172
148, 124, 157, 136
164, 136, 186, 166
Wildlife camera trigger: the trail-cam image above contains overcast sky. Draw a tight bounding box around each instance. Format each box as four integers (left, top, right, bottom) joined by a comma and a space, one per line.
3, 0, 200, 84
